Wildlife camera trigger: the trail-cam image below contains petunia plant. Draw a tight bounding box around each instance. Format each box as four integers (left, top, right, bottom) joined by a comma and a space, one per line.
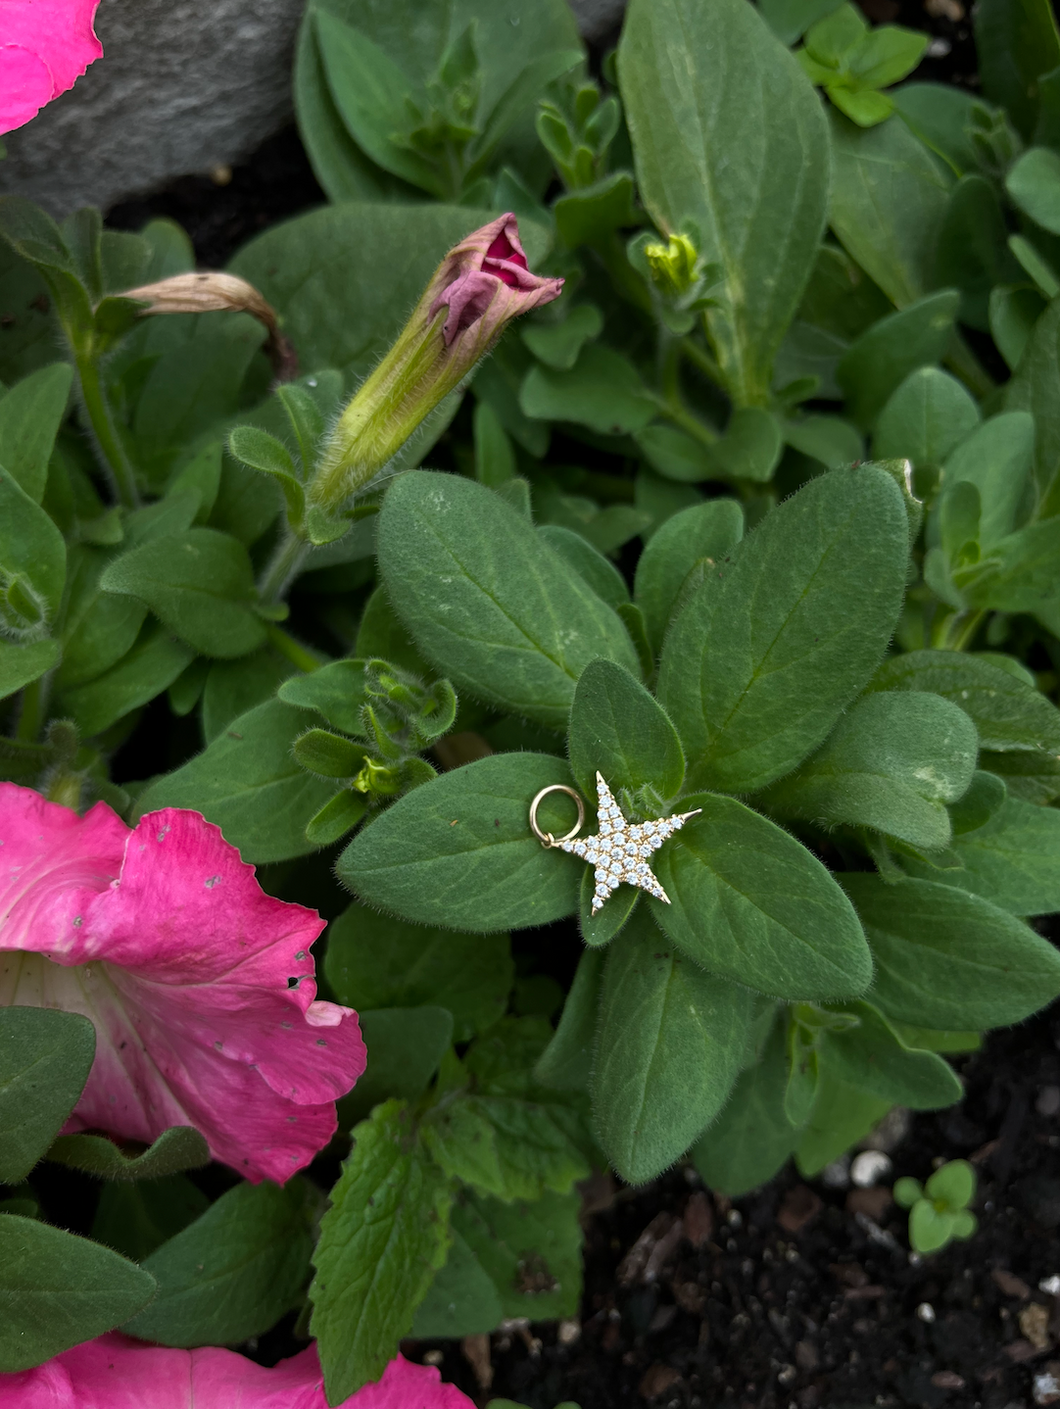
1, 0, 1060, 1400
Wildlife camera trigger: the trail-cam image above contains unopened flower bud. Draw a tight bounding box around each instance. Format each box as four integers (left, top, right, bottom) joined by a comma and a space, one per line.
309, 214, 563, 521
644, 232, 700, 297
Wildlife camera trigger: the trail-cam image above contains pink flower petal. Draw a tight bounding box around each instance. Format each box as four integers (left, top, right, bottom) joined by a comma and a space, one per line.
0, 0, 102, 96
428, 212, 563, 347
0, 45, 55, 132
0, 1338, 475, 1409
0, 785, 366, 1183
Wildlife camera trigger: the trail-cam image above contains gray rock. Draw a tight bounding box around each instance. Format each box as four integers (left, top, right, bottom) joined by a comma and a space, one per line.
0, 0, 627, 219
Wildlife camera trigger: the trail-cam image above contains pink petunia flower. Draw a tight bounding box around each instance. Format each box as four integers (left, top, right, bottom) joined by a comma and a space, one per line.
0, 0, 103, 135
0, 1336, 475, 1408
0, 782, 366, 1183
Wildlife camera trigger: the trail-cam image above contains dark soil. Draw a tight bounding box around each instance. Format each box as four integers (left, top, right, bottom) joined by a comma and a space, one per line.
419, 1001, 1060, 1409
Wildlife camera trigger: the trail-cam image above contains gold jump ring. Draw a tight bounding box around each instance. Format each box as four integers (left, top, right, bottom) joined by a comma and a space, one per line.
529, 784, 585, 848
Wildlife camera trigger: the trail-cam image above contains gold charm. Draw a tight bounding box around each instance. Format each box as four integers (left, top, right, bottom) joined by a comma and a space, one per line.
530, 773, 701, 914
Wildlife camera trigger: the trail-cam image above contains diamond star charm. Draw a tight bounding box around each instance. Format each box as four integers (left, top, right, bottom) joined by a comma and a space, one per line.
557, 773, 701, 914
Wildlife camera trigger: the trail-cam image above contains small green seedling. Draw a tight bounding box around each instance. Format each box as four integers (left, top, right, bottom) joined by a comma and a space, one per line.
894, 1159, 978, 1254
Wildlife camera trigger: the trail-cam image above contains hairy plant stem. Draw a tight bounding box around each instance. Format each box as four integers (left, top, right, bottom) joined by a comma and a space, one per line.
933, 607, 986, 651
17, 676, 45, 743
73, 348, 140, 508
264, 624, 322, 674
258, 529, 310, 606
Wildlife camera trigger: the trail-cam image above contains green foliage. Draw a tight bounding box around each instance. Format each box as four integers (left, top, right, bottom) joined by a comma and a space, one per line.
6, 0, 1060, 1381
0, 1216, 156, 1371
894, 1158, 978, 1253
0, 1008, 95, 1184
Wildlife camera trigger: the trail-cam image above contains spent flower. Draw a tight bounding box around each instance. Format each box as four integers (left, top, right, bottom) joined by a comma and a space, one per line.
308, 213, 562, 524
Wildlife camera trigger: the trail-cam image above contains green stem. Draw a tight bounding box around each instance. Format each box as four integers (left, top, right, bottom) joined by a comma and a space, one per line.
933, 607, 986, 651
74, 349, 140, 508
646, 389, 718, 449
679, 336, 726, 392
258, 529, 309, 605
17, 676, 44, 743
265, 624, 323, 674
944, 331, 996, 402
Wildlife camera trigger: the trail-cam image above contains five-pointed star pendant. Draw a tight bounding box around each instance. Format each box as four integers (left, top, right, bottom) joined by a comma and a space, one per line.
557, 773, 701, 914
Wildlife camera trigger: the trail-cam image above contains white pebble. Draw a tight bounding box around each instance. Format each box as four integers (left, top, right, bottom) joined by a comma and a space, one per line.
850, 1150, 893, 1187
821, 1156, 851, 1189
1034, 1371, 1060, 1406
916, 1302, 936, 1323
1040, 1275, 1060, 1296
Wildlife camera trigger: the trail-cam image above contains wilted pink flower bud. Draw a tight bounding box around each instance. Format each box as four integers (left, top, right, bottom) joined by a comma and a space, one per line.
0, 0, 103, 135
429, 216, 564, 350
307, 214, 562, 535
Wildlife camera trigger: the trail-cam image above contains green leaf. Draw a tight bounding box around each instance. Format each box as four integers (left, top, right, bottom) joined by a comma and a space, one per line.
1007, 147, 1060, 234
926, 1156, 975, 1208
794, 1066, 891, 1175
960, 518, 1060, 636
841, 872, 1060, 1029
658, 465, 908, 793
99, 529, 266, 660
873, 367, 980, 470
0, 1008, 95, 1184
377, 471, 638, 730
909, 1199, 959, 1252
820, 1000, 962, 1108
522, 304, 604, 371
828, 110, 953, 308
536, 949, 604, 1093
201, 646, 296, 744
712, 407, 785, 483
422, 1085, 590, 1203
568, 659, 685, 802
0, 1216, 156, 1372
827, 87, 894, 128
975, 0, 1060, 139
294, 727, 368, 779
473, 400, 516, 488
305, 788, 368, 846
45, 1127, 210, 1182
982, 748, 1060, 805
905, 795, 1060, 917
652, 792, 871, 1000
942, 411, 1034, 550
411, 1226, 503, 1338
0, 638, 60, 703
635, 424, 716, 483
56, 623, 195, 738
338, 1007, 453, 1127
759, 0, 843, 46
324, 904, 512, 1043
760, 690, 978, 851
633, 499, 744, 653
0, 363, 72, 503
553, 172, 639, 248
691, 1013, 802, 1196
92, 1175, 210, 1262
867, 648, 1060, 754
592, 910, 754, 1184
339, 752, 582, 931
279, 659, 368, 735
837, 291, 960, 430
57, 545, 148, 691
537, 525, 630, 612
228, 425, 305, 527
618, 0, 829, 405
1005, 298, 1060, 513
0, 467, 66, 639
134, 699, 335, 863
847, 24, 928, 89
520, 344, 656, 435
232, 202, 549, 380
310, 1100, 453, 1398
123, 1179, 314, 1347
449, 1188, 582, 1321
